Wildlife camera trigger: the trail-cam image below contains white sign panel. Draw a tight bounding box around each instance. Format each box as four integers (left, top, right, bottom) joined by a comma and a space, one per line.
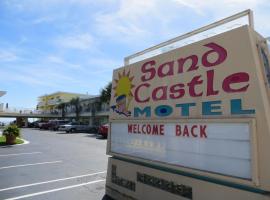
111, 122, 251, 179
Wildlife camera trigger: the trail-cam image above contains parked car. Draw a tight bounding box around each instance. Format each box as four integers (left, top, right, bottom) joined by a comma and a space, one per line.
31, 120, 42, 128
40, 121, 53, 130
38, 121, 49, 129
59, 122, 91, 133
88, 125, 99, 133
98, 123, 109, 138
28, 121, 39, 128
49, 120, 70, 131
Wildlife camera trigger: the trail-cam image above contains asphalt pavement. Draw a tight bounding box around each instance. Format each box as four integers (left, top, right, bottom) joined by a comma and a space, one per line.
0, 128, 110, 200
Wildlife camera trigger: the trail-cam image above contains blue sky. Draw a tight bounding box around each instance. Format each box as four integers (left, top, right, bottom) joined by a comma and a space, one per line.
0, 0, 270, 109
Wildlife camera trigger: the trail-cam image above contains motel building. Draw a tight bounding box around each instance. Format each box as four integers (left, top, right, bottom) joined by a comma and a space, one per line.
37, 91, 109, 125
37, 91, 92, 114
105, 10, 270, 200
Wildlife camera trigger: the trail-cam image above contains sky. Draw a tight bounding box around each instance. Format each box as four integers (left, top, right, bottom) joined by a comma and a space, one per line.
0, 0, 270, 110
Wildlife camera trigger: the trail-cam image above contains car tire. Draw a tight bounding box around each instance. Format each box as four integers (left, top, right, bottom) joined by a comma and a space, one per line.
70, 128, 76, 133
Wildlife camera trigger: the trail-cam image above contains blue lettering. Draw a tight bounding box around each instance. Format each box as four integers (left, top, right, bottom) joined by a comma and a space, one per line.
231, 99, 255, 115
202, 101, 222, 115
134, 107, 151, 117
155, 105, 173, 117
176, 103, 196, 116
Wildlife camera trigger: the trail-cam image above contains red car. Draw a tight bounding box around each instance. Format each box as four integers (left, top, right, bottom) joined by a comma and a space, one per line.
98, 123, 109, 138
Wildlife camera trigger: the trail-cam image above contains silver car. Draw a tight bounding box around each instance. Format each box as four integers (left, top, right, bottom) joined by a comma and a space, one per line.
59, 122, 91, 133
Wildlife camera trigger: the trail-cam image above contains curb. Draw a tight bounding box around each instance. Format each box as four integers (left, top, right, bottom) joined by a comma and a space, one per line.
16, 138, 30, 146
0, 137, 30, 147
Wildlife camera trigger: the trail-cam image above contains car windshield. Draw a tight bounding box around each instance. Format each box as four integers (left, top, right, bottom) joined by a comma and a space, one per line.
67, 122, 79, 125
59, 121, 69, 124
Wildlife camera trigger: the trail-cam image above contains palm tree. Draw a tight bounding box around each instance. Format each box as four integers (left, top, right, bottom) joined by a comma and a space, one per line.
56, 103, 66, 118
100, 82, 112, 104
69, 97, 81, 121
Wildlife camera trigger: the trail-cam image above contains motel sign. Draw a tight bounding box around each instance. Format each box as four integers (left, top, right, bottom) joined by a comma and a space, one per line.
106, 10, 270, 200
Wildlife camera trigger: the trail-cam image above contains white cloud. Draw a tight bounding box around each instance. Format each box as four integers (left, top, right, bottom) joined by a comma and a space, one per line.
88, 58, 122, 68
173, 0, 270, 37
173, 0, 265, 14
84, 57, 122, 75
55, 33, 95, 50
96, 0, 174, 45
95, 0, 270, 49
1, 64, 81, 88
47, 55, 81, 69
32, 16, 55, 24
0, 50, 17, 62
18, 36, 28, 45
4, 0, 97, 11
1, 69, 58, 87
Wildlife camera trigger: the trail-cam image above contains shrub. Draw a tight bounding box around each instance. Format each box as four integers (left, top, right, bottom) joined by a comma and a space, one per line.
3, 125, 20, 138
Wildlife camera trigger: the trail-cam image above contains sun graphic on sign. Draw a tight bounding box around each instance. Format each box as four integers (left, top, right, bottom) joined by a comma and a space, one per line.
111, 70, 135, 117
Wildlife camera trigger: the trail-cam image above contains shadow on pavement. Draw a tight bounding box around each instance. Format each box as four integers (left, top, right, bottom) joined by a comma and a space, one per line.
96, 135, 107, 140
102, 195, 114, 200
84, 134, 107, 140
0, 145, 14, 148
84, 134, 98, 138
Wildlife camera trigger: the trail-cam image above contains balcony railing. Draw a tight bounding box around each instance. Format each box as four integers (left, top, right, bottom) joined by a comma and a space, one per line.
0, 106, 62, 115
47, 99, 62, 105
0, 103, 110, 117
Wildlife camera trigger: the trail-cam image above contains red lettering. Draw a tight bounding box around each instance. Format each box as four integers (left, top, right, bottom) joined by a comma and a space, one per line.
138, 125, 141, 134
152, 86, 167, 101
157, 61, 174, 77
134, 83, 150, 103
176, 125, 181, 136
183, 125, 189, 137
142, 125, 146, 134
169, 83, 185, 99
128, 124, 132, 133
191, 125, 198, 137
133, 124, 137, 133
152, 125, 159, 135
202, 42, 227, 67
141, 60, 156, 81
178, 55, 199, 73
222, 72, 250, 93
146, 125, 151, 134
160, 125, 164, 135
187, 75, 203, 97
200, 125, 207, 138
206, 70, 219, 96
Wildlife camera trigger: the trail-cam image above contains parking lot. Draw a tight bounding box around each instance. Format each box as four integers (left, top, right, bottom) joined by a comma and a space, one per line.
0, 128, 109, 200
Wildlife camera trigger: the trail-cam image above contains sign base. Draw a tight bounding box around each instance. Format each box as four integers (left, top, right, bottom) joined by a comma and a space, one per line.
105, 157, 269, 200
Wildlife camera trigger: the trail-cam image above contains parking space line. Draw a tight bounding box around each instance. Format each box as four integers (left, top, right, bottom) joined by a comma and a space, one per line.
0, 152, 42, 157
3, 179, 105, 200
0, 161, 62, 170
0, 171, 106, 192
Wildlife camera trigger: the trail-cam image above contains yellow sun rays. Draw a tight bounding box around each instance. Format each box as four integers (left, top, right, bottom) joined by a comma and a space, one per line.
113, 70, 135, 98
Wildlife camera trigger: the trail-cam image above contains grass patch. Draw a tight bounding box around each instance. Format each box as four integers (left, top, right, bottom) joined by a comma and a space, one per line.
0, 136, 24, 146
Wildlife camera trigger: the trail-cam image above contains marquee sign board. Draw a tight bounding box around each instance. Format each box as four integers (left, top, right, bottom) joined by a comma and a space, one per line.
111, 121, 252, 179
107, 23, 270, 199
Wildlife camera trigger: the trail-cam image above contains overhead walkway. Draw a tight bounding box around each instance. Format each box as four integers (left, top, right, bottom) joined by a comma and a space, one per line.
0, 107, 109, 119
0, 107, 61, 118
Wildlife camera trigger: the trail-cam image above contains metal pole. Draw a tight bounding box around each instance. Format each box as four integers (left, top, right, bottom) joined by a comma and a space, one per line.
124, 9, 254, 65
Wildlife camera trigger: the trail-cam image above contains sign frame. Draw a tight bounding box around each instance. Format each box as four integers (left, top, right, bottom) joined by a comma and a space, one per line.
108, 117, 259, 187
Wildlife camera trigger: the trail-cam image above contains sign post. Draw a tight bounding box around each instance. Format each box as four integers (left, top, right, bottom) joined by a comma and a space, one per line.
105, 10, 270, 200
